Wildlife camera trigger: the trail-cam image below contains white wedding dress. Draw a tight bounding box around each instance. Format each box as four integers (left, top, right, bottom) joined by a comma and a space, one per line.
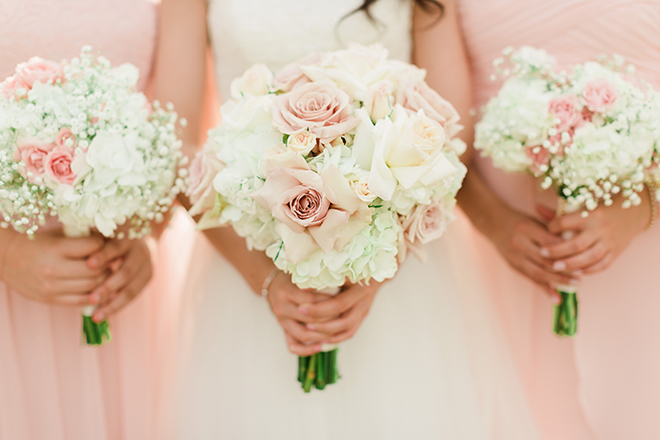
175, 0, 540, 438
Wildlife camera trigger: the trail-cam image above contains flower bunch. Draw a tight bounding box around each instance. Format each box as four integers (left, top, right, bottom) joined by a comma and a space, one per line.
189, 43, 466, 392
190, 43, 466, 290
475, 46, 660, 213
0, 46, 187, 240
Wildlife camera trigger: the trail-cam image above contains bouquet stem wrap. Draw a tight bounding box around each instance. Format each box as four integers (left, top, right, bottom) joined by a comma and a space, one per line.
298, 287, 340, 392
64, 225, 111, 346
553, 199, 579, 337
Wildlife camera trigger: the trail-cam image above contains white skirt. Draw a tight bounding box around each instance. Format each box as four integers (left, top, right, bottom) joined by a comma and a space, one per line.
174, 216, 539, 440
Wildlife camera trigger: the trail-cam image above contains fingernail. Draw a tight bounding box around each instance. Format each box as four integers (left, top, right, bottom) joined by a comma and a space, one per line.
88, 257, 100, 268
553, 261, 567, 271
551, 294, 562, 305
306, 323, 316, 331
570, 278, 580, 286
573, 270, 583, 277
92, 312, 105, 323
298, 304, 309, 314
89, 292, 100, 305
540, 248, 550, 258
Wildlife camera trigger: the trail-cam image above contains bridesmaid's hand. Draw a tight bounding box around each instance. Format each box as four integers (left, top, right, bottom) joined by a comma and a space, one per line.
491, 208, 577, 299
85, 236, 156, 322
0, 228, 106, 306
301, 281, 380, 345
267, 272, 331, 356
540, 191, 652, 275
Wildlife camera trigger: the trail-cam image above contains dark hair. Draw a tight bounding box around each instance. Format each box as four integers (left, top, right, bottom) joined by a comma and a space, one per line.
355, 0, 444, 21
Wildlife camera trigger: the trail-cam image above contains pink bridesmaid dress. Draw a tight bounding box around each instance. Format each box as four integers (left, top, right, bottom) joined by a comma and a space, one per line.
458, 1, 660, 439
0, 1, 195, 439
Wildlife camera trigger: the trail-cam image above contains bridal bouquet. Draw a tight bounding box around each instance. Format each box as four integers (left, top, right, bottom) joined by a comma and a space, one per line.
0, 46, 187, 345
189, 43, 466, 391
475, 46, 660, 336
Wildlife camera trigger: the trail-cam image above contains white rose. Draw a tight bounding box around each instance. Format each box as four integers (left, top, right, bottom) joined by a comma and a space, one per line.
286, 130, 317, 156
84, 132, 146, 192
230, 64, 274, 100
301, 43, 405, 101
364, 81, 394, 121
367, 106, 459, 200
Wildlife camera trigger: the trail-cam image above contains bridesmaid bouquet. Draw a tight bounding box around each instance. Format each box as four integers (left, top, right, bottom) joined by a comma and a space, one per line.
475, 46, 660, 336
189, 43, 466, 391
0, 46, 187, 345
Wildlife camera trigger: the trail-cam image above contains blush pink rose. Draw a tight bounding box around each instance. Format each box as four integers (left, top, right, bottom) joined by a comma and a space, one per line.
272, 53, 322, 92
56, 127, 76, 148
15, 138, 56, 181
582, 78, 619, 113
548, 95, 581, 131
398, 80, 461, 136
45, 147, 76, 185
187, 150, 225, 216
525, 143, 551, 174
271, 80, 360, 143
1, 75, 29, 99
281, 185, 331, 228
16, 57, 63, 87
398, 200, 449, 263
252, 152, 371, 263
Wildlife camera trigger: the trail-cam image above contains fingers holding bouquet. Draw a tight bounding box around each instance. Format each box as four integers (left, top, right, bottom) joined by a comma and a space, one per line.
538, 190, 653, 275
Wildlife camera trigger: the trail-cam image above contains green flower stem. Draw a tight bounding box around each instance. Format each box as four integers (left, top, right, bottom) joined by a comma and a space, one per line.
298, 348, 340, 392
315, 352, 326, 390
298, 356, 308, 383
553, 290, 578, 337
303, 353, 317, 393
82, 315, 111, 346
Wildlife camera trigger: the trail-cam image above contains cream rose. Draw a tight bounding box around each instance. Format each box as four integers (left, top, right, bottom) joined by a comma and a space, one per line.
251, 151, 371, 263
364, 81, 394, 121
230, 64, 274, 100
271, 81, 359, 143
351, 175, 378, 203
367, 106, 459, 201
286, 130, 317, 156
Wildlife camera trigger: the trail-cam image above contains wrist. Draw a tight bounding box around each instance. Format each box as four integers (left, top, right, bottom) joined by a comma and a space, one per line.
644, 181, 659, 231
0, 228, 19, 282
260, 268, 279, 300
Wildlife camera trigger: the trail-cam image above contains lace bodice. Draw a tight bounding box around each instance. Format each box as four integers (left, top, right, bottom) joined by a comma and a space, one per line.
0, 0, 157, 91
207, 0, 413, 100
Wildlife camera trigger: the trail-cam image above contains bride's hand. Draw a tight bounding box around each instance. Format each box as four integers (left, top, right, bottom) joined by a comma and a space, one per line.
300, 281, 380, 345
490, 207, 577, 299
540, 191, 652, 275
267, 272, 334, 356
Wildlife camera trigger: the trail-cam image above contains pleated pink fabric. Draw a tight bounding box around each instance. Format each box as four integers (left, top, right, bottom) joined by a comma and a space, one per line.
458, 1, 660, 438
0, 2, 196, 439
